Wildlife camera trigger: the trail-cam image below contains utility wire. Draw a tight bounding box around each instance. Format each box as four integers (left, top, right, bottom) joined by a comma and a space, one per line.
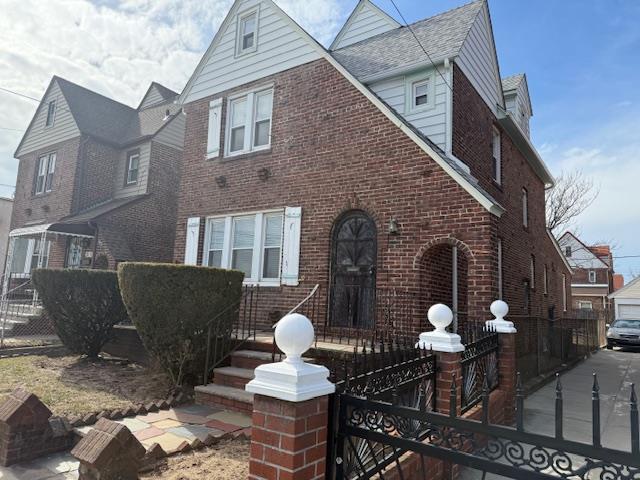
0, 86, 40, 103
387, 0, 453, 93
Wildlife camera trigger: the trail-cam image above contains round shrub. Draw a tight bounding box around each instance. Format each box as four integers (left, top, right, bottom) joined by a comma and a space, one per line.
117, 263, 244, 386
32, 269, 128, 358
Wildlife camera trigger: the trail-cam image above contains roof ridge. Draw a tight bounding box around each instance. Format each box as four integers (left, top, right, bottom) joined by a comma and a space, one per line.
54, 75, 136, 111
407, 0, 483, 29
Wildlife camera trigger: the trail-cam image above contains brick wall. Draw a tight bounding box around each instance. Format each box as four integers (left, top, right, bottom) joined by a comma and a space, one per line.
176, 58, 495, 326
11, 137, 82, 230
73, 138, 120, 212
452, 63, 571, 318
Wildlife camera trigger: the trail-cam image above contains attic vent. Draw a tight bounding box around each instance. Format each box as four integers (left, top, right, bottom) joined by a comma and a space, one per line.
163, 109, 171, 121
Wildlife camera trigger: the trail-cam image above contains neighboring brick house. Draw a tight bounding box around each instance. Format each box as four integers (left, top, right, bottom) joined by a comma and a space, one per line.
174, 0, 571, 333
559, 231, 616, 318
4, 78, 185, 285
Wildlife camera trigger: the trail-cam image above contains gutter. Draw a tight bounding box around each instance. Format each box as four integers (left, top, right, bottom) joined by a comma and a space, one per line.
496, 106, 554, 188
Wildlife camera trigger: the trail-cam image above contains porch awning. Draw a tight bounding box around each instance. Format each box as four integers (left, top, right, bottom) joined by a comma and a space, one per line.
9, 222, 94, 238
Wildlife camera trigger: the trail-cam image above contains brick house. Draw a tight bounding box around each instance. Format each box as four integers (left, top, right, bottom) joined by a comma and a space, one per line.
4, 78, 185, 286
558, 231, 616, 318
174, 0, 572, 333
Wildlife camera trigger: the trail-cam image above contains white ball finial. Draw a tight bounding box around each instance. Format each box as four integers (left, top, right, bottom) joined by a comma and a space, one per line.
428, 304, 453, 333
274, 313, 314, 364
490, 300, 509, 320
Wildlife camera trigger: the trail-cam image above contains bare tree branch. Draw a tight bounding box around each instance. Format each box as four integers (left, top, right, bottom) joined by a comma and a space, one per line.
546, 169, 599, 233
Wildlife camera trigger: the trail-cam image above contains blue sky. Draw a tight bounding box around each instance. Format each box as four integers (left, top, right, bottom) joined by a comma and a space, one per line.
0, 0, 638, 278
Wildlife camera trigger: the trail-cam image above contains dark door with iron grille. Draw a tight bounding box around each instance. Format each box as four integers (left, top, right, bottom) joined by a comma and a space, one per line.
329, 211, 377, 329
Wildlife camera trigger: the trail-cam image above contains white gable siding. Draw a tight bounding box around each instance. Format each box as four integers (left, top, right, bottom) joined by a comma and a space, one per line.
139, 85, 167, 110
559, 234, 607, 270
16, 81, 80, 157
332, 2, 399, 50
369, 65, 447, 149
183, 0, 322, 104
155, 113, 185, 150
114, 142, 151, 199
505, 82, 531, 137
456, 5, 502, 114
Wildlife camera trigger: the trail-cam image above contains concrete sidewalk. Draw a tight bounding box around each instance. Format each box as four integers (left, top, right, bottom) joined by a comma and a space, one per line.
461, 348, 640, 479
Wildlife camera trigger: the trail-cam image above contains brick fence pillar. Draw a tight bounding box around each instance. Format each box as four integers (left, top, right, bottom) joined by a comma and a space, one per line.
245, 313, 335, 480
435, 351, 463, 416
249, 394, 329, 479
486, 300, 518, 426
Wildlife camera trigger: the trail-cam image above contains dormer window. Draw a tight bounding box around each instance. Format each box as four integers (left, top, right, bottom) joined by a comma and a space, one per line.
125, 150, 140, 185
237, 9, 258, 55
406, 73, 434, 112
45, 100, 56, 127
413, 80, 429, 107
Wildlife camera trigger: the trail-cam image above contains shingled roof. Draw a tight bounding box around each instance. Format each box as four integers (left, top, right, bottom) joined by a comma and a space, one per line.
331, 1, 483, 79
501, 73, 525, 92
53, 77, 179, 147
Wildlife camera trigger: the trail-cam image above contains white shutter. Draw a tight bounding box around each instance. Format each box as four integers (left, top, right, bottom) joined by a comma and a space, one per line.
24, 239, 35, 273
207, 98, 223, 158
184, 217, 201, 265
281, 207, 302, 286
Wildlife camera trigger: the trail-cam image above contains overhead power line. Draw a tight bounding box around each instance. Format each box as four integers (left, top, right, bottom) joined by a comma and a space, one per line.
0, 126, 24, 133
387, 0, 453, 93
0, 86, 40, 103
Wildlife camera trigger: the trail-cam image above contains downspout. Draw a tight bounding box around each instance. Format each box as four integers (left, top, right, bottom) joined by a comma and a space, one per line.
444, 57, 453, 156
452, 245, 458, 333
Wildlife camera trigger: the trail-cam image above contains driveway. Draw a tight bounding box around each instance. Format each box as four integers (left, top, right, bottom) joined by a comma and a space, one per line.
461, 348, 640, 479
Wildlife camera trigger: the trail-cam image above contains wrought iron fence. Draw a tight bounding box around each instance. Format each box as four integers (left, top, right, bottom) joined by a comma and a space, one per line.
333, 370, 640, 479
202, 285, 259, 384
459, 323, 499, 413
0, 274, 56, 349
513, 312, 601, 387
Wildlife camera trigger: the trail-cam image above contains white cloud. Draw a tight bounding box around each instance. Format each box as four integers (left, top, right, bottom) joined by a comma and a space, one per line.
0, 0, 350, 197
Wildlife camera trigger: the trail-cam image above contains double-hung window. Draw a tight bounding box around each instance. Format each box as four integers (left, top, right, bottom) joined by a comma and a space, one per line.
35, 152, 56, 195
407, 74, 434, 112
126, 150, 140, 185
237, 9, 258, 55
492, 126, 501, 184
588, 270, 597, 283
522, 188, 528, 228
205, 211, 284, 284
226, 88, 273, 156
45, 100, 56, 127
413, 80, 429, 107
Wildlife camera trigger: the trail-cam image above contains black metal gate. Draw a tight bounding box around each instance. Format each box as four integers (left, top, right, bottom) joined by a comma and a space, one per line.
332, 372, 640, 479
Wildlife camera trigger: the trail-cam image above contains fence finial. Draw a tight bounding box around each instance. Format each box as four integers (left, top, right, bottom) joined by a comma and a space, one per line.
485, 300, 517, 333
416, 304, 464, 353
246, 313, 335, 402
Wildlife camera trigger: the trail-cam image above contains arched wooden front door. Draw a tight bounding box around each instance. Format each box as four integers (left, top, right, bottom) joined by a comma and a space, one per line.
329, 211, 377, 329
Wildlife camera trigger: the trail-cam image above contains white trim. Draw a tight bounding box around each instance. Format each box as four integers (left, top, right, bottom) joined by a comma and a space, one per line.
224, 86, 273, 158
207, 98, 223, 158
235, 5, 259, 57
445, 58, 453, 155
610, 276, 640, 299
179, 0, 504, 217
572, 284, 609, 288
405, 72, 435, 114
329, 0, 400, 51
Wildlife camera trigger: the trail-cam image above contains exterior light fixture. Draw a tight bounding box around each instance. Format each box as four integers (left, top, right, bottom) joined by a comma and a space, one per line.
389, 218, 400, 235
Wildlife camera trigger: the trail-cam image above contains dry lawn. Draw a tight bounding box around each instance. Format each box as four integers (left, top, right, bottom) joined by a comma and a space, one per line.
141, 439, 250, 479
0, 354, 171, 416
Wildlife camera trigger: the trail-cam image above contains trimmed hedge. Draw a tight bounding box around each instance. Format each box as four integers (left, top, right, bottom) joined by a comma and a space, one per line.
117, 263, 244, 386
32, 269, 128, 357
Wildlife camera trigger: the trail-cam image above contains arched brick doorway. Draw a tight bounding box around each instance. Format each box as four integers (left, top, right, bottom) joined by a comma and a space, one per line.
416, 238, 470, 332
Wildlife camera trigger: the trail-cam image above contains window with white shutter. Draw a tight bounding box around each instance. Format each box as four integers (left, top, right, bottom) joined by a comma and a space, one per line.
184, 217, 201, 265
206, 219, 225, 267
207, 99, 223, 158
282, 207, 302, 286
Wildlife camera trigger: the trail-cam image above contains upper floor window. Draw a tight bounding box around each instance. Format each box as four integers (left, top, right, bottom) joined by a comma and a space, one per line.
406, 74, 434, 112
588, 270, 597, 283
204, 210, 284, 284
492, 126, 501, 184
543, 264, 549, 295
237, 9, 258, 55
226, 88, 273, 156
45, 100, 56, 127
522, 188, 528, 228
413, 80, 429, 107
530, 255, 536, 290
565, 246, 572, 257
35, 152, 56, 195
125, 150, 140, 185
578, 300, 593, 310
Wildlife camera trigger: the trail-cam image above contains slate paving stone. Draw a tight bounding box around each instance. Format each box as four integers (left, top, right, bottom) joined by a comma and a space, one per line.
167, 425, 224, 442
116, 417, 150, 432
134, 426, 165, 441
174, 404, 221, 416
151, 418, 183, 429
140, 432, 187, 451
140, 410, 175, 423
170, 411, 211, 425
205, 419, 243, 433
207, 411, 252, 428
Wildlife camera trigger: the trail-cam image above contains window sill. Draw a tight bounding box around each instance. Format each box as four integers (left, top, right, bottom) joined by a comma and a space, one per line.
220, 148, 272, 163
31, 192, 53, 200
243, 280, 281, 287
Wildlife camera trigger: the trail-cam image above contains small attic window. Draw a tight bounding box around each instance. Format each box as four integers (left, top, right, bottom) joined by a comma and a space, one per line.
237, 8, 258, 55
406, 73, 434, 113
45, 100, 56, 127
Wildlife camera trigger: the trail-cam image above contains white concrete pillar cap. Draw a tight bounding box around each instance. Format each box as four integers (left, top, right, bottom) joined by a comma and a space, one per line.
485, 300, 517, 333
417, 304, 465, 353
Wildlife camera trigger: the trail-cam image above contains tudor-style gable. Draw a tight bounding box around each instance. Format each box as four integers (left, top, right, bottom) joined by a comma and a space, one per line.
14, 78, 80, 158
180, 0, 322, 105
330, 0, 400, 50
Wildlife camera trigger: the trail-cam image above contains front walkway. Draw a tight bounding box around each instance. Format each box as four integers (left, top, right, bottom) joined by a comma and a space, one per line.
0, 404, 251, 480
461, 348, 640, 479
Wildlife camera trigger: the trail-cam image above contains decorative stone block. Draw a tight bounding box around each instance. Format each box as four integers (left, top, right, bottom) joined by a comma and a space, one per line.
71, 418, 146, 480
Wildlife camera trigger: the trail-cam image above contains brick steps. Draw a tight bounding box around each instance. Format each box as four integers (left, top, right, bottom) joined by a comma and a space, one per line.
196, 349, 316, 414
